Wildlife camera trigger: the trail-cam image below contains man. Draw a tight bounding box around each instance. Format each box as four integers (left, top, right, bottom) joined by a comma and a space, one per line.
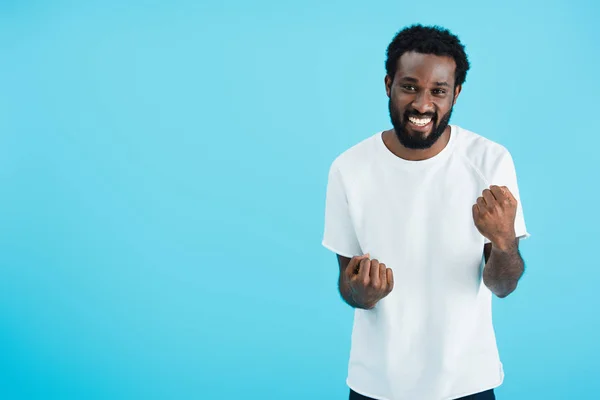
322, 25, 529, 400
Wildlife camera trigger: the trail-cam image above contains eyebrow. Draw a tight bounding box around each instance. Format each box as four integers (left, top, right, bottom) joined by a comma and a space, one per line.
401, 77, 419, 83
400, 77, 450, 87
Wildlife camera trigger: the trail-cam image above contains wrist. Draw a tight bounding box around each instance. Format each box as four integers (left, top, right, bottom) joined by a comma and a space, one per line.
350, 292, 376, 310
492, 235, 517, 252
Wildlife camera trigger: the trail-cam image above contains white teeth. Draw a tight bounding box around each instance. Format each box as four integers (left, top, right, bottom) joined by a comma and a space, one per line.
408, 116, 432, 126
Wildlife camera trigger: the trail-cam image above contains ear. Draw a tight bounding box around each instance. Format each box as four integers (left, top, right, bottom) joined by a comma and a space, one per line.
452, 84, 462, 105
385, 75, 392, 98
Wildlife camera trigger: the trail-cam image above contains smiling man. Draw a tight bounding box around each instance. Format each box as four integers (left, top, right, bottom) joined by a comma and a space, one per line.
322, 25, 530, 400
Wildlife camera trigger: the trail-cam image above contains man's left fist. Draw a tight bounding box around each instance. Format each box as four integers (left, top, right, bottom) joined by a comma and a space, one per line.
472, 185, 517, 250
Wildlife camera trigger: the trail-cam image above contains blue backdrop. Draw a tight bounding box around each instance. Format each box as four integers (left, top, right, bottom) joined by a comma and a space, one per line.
1, 1, 598, 399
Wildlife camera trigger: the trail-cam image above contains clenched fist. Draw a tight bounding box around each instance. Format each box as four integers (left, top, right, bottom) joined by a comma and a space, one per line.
344, 254, 394, 309
473, 185, 517, 250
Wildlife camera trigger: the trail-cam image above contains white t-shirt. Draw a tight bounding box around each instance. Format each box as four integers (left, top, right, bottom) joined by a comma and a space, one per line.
322, 125, 529, 400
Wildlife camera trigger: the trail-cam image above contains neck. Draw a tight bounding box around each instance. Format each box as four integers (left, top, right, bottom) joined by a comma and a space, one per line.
383, 126, 451, 161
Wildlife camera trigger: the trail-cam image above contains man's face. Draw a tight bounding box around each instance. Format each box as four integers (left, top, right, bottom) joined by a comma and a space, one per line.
385, 51, 461, 149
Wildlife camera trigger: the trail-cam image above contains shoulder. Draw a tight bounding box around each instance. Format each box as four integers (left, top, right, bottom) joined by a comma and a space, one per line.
452, 125, 514, 181
453, 125, 511, 163
328, 132, 381, 178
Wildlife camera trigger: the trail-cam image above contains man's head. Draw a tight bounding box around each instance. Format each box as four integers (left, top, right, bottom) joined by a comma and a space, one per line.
384, 25, 470, 150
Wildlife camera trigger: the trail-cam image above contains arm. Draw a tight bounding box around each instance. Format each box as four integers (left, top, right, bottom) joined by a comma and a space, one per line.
322, 164, 394, 308
483, 239, 525, 298
474, 184, 526, 298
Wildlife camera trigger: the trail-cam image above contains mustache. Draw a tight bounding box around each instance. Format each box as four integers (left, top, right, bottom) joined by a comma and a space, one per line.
405, 110, 437, 119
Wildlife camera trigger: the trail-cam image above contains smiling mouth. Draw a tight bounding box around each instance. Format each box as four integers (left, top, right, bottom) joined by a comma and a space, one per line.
408, 115, 433, 126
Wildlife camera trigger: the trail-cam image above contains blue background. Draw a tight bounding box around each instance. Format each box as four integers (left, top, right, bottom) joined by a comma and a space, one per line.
0, 1, 598, 399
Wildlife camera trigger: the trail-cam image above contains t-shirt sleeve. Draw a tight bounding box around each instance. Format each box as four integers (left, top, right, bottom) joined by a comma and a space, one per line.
485, 150, 530, 243
322, 162, 362, 258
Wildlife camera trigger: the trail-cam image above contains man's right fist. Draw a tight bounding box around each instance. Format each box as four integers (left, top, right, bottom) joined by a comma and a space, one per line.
345, 254, 394, 309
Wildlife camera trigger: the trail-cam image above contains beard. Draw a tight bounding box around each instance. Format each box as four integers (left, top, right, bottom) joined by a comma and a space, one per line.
388, 99, 454, 150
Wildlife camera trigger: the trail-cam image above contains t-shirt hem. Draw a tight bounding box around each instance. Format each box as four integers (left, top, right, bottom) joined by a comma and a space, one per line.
442, 372, 504, 400
347, 363, 504, 400
443, 361, 505, 400
347, 379, 391, 400
321, 240, 358, 259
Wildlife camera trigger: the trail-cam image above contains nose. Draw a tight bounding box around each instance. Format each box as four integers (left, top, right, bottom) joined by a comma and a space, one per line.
411, 92, 434, 115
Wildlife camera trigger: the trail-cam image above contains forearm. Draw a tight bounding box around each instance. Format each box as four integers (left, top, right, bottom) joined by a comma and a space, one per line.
483, 238, 524, 298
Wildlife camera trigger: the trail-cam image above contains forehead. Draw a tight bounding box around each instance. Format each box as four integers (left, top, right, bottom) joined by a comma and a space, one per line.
394, 51, 457, 84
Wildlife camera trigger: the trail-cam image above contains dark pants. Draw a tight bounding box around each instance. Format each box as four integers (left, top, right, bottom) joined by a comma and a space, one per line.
349, 388, 495, 400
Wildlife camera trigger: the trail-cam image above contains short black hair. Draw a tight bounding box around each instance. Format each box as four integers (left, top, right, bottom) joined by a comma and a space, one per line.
385, 24, 470, 87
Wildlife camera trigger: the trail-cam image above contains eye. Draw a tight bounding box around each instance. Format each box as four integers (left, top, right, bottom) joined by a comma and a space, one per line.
402, 85, 416, 91
432, 89, 447, 95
